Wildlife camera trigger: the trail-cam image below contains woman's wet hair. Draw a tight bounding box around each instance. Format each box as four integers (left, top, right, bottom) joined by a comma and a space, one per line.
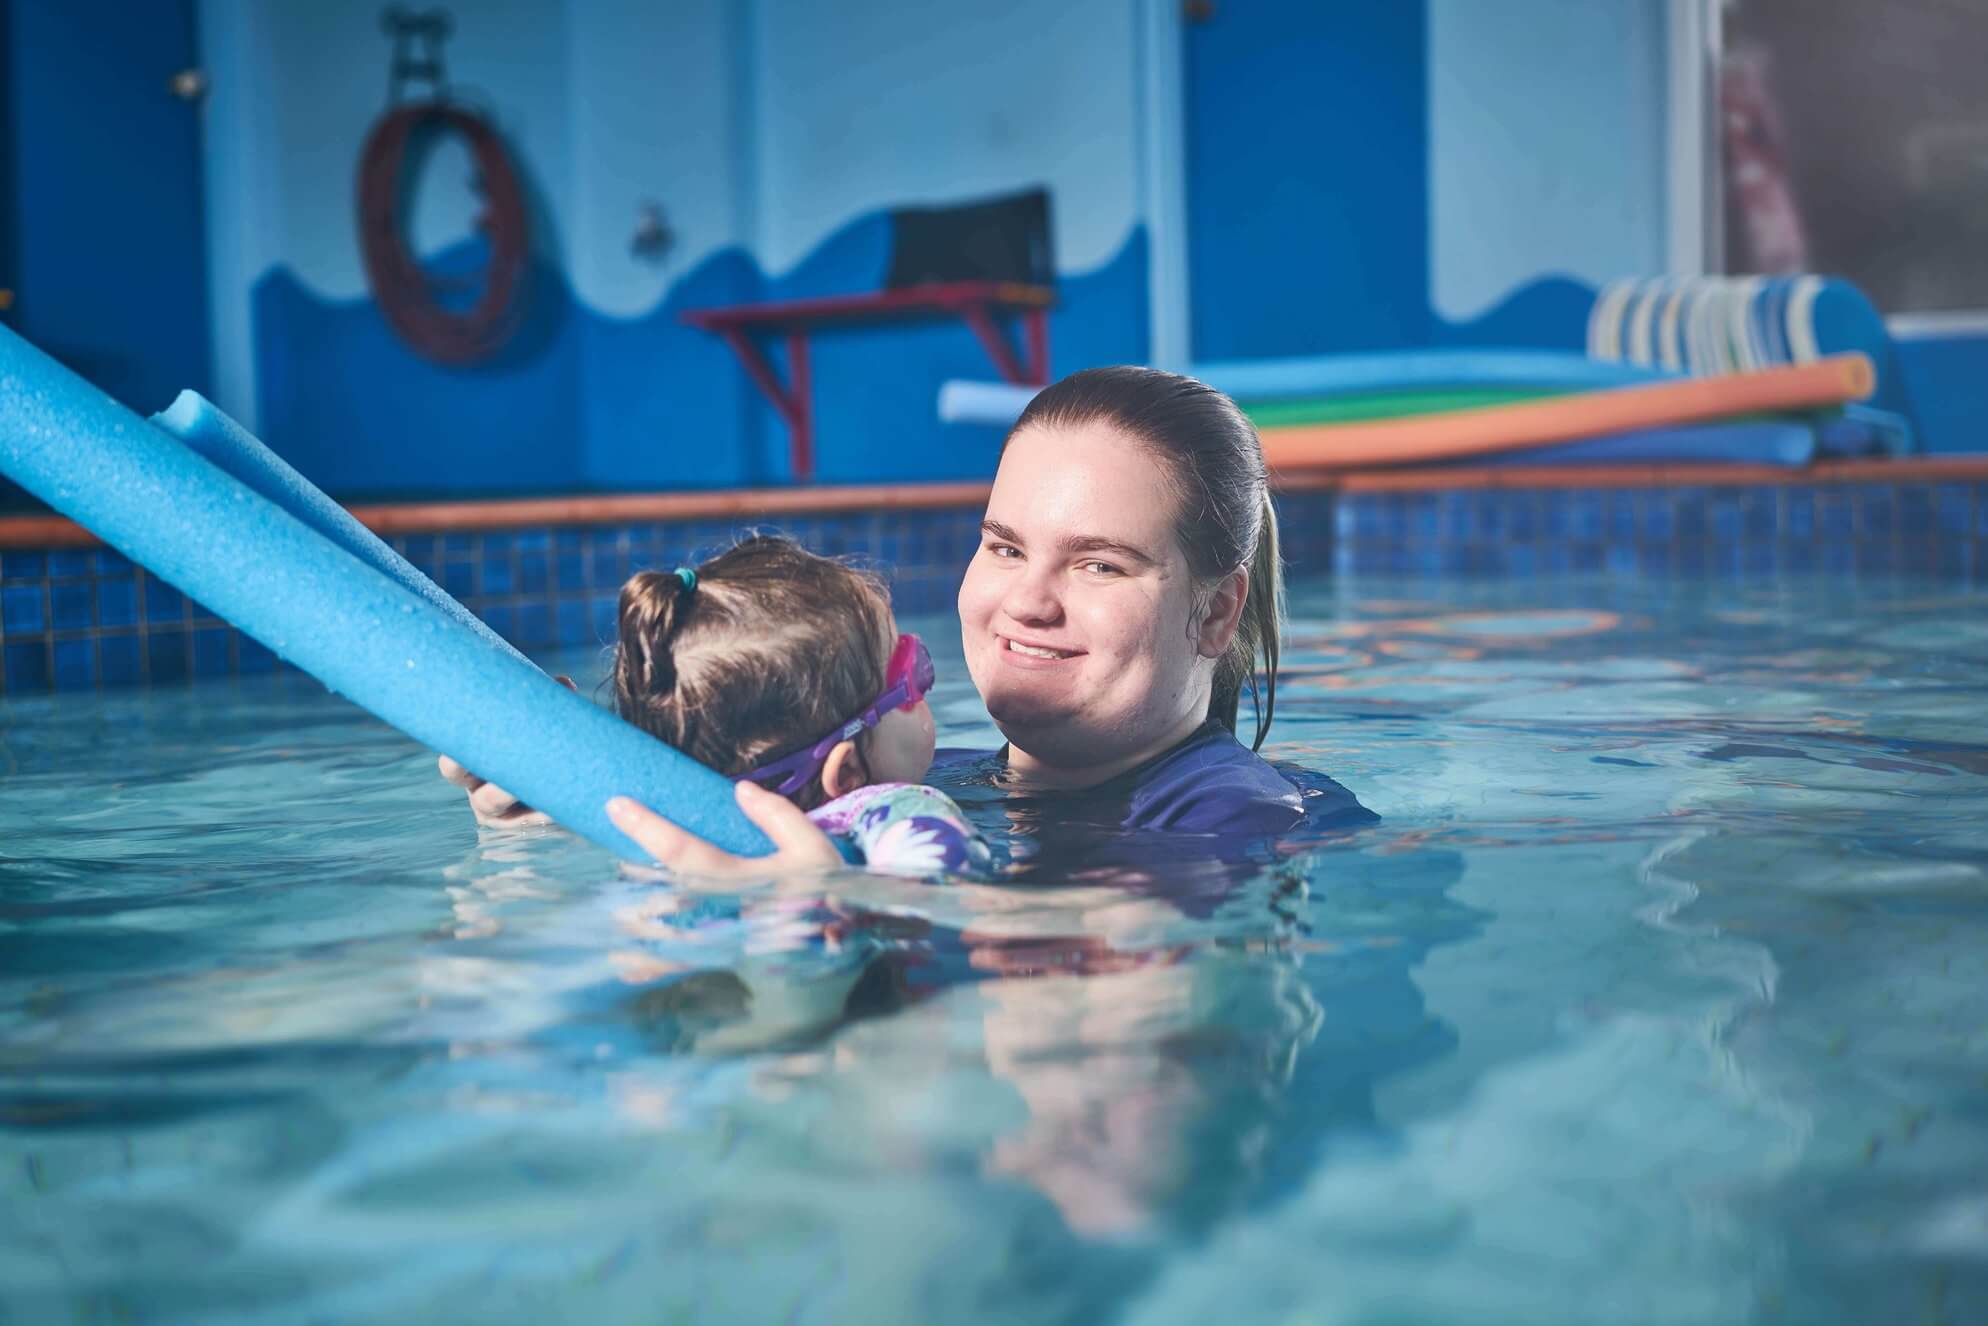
613, 533, 896, 809
1007, 366, 1283, 750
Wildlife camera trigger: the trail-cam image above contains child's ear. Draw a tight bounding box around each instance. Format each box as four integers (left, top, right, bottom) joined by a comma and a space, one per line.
820, 739, 868, 800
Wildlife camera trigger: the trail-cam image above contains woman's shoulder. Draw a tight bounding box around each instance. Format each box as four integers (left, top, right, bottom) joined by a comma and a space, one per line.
1122, 723, 1379, 837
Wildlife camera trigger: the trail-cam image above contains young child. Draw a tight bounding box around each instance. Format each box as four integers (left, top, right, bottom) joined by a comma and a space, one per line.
612, 533, 989, 879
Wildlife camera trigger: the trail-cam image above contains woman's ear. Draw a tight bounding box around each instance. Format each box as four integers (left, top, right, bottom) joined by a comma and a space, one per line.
819, 738, 869, 799
1195, 568, 1250, 659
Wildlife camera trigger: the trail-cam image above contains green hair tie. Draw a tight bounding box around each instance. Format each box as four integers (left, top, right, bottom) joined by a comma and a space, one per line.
673, 566, 698, 594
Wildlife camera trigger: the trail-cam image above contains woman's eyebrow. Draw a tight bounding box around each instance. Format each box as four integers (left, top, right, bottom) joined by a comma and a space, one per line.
1065, 535, 1158, 567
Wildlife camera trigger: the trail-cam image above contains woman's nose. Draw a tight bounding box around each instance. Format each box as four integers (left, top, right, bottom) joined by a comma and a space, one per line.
1000, 566, 1063, 625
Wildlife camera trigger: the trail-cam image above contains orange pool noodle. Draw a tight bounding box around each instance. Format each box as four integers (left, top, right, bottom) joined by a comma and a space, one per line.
1259, 353, 1875, 472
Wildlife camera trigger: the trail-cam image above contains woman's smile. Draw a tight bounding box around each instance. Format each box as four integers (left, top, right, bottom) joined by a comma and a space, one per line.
998, 635, 1085, 667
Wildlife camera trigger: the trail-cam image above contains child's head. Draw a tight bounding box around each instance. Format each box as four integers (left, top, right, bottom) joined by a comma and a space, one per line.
613, 534, 937, 810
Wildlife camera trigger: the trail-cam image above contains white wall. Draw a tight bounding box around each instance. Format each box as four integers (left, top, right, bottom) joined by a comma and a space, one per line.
749, 0, 1143, 277
1428, 0, 1670, 323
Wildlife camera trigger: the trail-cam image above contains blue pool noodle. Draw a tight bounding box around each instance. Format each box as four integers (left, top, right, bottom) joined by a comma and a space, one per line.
0, 326, 772, 862
1478, 418, 1817, 468
150, 390, 526, 664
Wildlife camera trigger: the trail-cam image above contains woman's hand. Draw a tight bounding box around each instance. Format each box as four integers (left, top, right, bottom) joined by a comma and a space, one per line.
607, 780, 844, 877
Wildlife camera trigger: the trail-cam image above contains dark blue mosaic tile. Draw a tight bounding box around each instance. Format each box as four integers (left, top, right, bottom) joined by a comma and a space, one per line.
1605, 544, 1638, 577
440, 561, 476, 599
1538, 491, 1570, 540
590, 594, 617, 642
1672, 488, 1707, 539
592, 546, 629, 586
403, 534, 437, 562
1936, 484, 1972, 535
555, 553, 587, 592
96, 578, 138, 628
1538, 544, 1572, 575
1741, 541, 1776, 577
1566, 492, 1604, 541
481, 601, 516, 642
480, 557, 514, 595
47, 550, 92, 578
186, 597, 223, 626
1781, 487, 1816, 538
1858, 486, 1897, 538
52, 638, 95, 690
192, 629, 232, 677
1405, 495, 1439, 541
1976, 486, 1988, 536
2, 551, 47, 581
518, 553, 549, 593
4, 641, 50, 692
1643, 492, 1675, 540
1936, 538, 1974, 580
1708, 491, 1744, 541
1332, 501, 1358, 540
516, 529, 550, 553
556, 599, 590, 646
100, 634, 143, 686
1605, 491, 1638, 542
237, 638, 277, 674
143, 580, 185, 624
1820, 542, 1854, 575
1437, 492, 1471, 540
1504, 492, 1540, 541
1898, 485, 1935, 535
49, 582, 92, 631
555, 529, 583, 552
442, 532, 474, 555
2, 584, 45, 634
1899, 539, 1939, 578
1742, 489, 1776, 538
1783, 540, 1818, 574
1569, 542, 1603, 574
1637, 544, 1674, 577
518, 602, 552, 647
1675, 543, 1708, 576
1854, 540, 1898, 577
146, 631, 189, 684
1817, 488, 1854, 538
92, 548, 131, 574
1506, 544, 1539, 577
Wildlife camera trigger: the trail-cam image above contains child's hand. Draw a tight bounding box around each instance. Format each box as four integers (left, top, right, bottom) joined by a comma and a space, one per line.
607, 781, 844, 877
435, 675, 577, 829
438, 754, 553, 828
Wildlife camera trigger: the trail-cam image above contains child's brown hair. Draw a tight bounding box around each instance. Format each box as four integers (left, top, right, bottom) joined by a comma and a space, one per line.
613, 534, 895, 810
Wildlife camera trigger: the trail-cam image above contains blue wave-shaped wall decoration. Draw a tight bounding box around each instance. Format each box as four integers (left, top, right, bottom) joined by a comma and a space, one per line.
250, 213, 1151, 498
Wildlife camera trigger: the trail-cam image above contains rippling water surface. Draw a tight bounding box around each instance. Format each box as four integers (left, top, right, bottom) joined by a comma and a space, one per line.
4, 575, 1987, 1324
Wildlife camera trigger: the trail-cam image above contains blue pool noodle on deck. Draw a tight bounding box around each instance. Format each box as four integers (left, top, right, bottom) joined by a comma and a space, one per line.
150, 390, 526, 664
1191, 349, 1675, 400
0, 326, 772, 862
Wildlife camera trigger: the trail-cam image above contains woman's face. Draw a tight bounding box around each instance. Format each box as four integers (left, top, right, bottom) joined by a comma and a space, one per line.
958, 420, 1214, 773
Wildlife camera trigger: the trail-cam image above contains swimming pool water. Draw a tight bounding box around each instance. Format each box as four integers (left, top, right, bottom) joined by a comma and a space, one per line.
4, 574, 1987, 1323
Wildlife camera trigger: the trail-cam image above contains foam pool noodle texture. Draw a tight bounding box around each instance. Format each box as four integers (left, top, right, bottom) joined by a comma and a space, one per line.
151, 389, 526, 662
0, 325, 773, 862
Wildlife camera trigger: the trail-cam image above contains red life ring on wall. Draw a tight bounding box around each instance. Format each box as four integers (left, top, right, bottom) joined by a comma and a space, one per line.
355, 101, 530, 365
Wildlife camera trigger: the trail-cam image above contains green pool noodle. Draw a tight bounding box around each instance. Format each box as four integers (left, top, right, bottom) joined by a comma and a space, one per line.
0, 324, 773, 863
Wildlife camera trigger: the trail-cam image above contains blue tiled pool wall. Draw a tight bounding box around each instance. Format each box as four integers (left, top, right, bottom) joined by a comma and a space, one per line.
0, 479, 1976, 695
1333, 479, 1988, 581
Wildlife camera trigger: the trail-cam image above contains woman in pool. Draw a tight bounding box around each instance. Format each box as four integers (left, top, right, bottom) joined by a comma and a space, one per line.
596, 365, 1372, 868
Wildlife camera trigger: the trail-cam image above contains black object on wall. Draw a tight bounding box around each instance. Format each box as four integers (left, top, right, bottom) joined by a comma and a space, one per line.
885, 187, 1054, 289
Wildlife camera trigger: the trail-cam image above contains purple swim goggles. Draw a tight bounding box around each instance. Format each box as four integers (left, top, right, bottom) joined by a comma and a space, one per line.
740, 633, 934, 796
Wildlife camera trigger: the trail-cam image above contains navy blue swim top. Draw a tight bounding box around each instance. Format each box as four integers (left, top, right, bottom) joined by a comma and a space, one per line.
932, 719, 1378, 844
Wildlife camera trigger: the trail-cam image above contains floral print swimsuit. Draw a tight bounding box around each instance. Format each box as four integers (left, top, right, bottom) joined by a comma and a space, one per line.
807, 782, 991, 879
